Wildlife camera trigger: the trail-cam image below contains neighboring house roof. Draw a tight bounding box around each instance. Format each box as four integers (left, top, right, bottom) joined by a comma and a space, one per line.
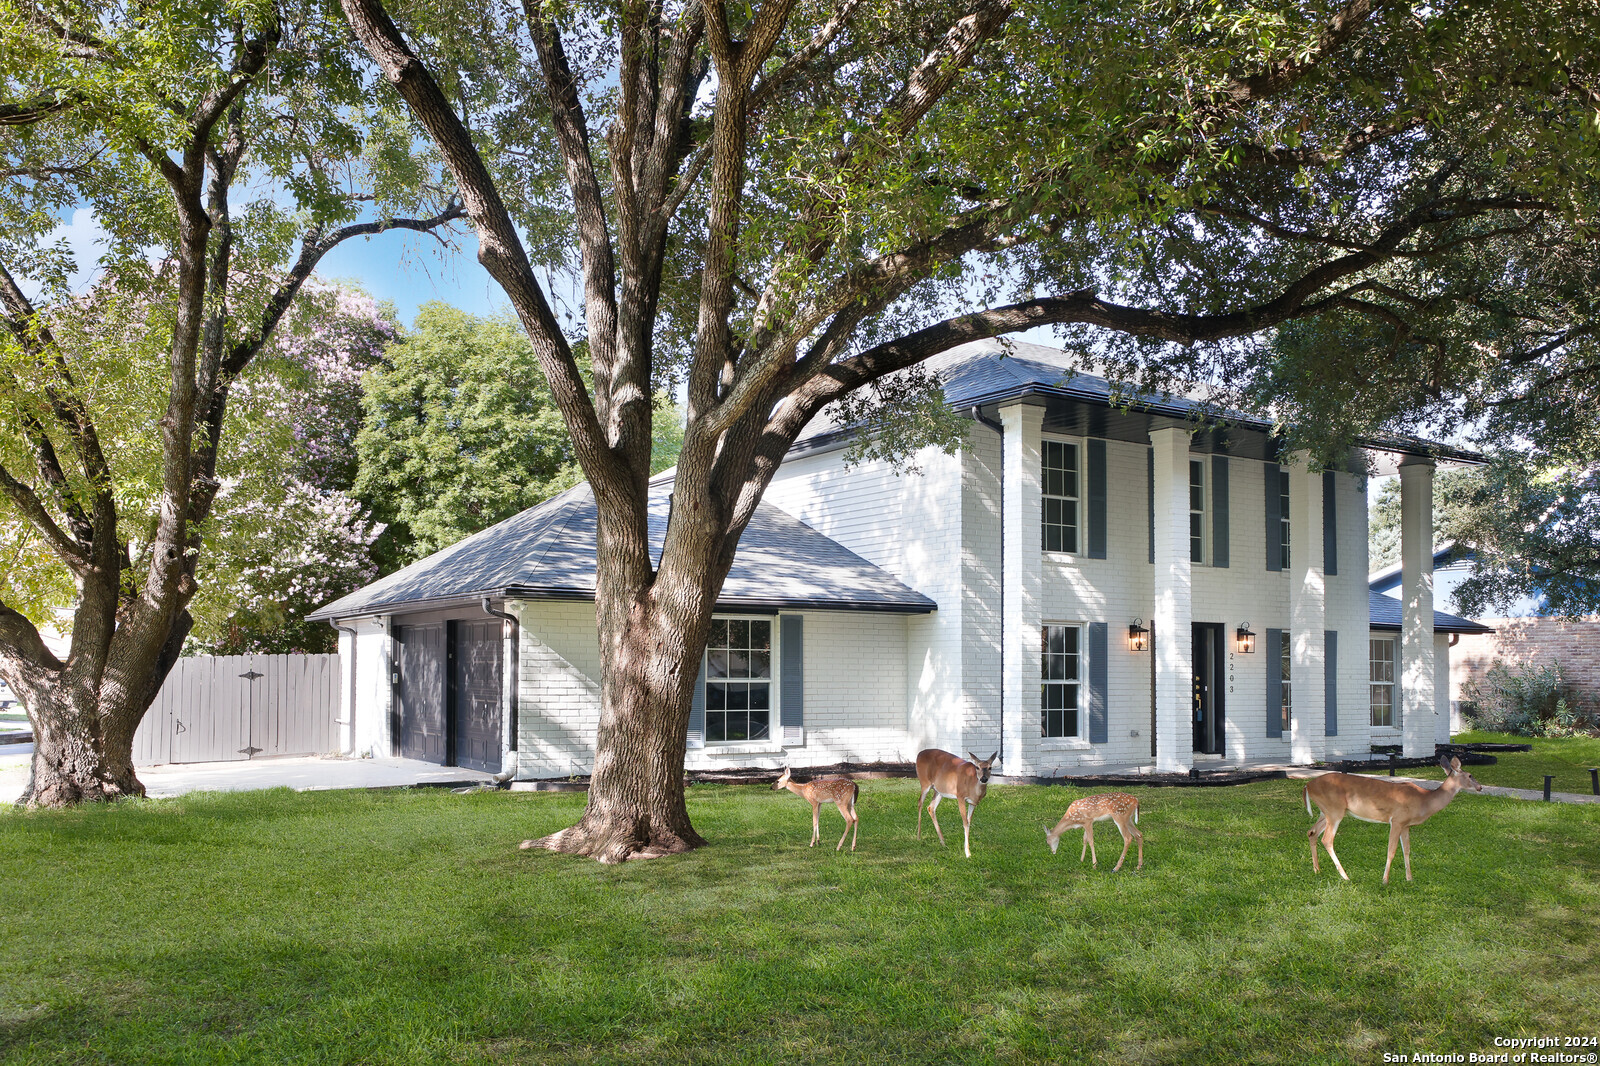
792, 338, 1486, 465
1367, 544, 1474, 595
1366, 589, 1494, 634
308, 475, 938, 621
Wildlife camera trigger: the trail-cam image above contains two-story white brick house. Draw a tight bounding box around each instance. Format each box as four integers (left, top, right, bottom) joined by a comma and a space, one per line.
310, 338, 1489, 779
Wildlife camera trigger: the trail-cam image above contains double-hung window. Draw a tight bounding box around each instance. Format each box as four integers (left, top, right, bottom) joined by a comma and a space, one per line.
705, 617, 772, 742
1041, 440, 1080, 554
1370, 637, 1396, 728
1279, 633, 1293, 732
1189, 459, 1207, 563
1278, 468, 1292, 570
1041, 624, 1081, 737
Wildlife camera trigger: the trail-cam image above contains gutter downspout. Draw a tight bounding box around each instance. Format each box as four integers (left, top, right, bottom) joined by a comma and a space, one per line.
482, 597, 519, 785
329, 621, 358, 755
970, 406, 1005, 764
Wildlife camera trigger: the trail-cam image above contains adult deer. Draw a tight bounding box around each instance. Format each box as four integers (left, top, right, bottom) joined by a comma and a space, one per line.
1045, 792, 1143, 872
773, 768, 860, 851
915, 749, 998, 858
1304, 755, 1484, 884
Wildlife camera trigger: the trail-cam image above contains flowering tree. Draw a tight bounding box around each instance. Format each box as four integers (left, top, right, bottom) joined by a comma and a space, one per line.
187, 284, 397, 654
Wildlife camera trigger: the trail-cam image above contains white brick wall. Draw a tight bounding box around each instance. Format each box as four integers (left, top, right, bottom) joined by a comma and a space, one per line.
507, 598, 916, 777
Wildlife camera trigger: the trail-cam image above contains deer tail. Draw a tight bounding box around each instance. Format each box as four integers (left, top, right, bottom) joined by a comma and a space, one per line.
1304, 786, 1311, 817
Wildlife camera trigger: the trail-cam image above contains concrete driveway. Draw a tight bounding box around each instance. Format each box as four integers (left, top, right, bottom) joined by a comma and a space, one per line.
0, 741, 496, 805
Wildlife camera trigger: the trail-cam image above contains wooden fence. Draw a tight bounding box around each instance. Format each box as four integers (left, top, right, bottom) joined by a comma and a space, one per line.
132, 654, 341, 765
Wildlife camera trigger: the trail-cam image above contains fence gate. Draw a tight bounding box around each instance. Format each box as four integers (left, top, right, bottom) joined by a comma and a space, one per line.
132, 654, 340, 765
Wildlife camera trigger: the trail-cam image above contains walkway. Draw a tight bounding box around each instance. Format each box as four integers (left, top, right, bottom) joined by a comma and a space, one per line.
0, 741, 496, 805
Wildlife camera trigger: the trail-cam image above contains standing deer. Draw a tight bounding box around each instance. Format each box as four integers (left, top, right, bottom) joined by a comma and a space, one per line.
1045, 792, 1144, 872
1304, 754, 1484, 883
773, 767, 860, 851
916, 749, 998, 858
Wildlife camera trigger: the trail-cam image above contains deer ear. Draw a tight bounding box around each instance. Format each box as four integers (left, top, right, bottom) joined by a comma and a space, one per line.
1450, 756, 1462, 772
988, 751, 999, 763
966, 752, 979, 763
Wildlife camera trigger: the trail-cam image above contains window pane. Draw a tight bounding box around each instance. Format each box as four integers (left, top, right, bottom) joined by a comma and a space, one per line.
707, 684, 725, 711
707, 713, 726, 741
729, 619, 749, 650
708, 650, 729, 679
750, 621, 771, 650
750, 651, 770, 679
709, 619, 727, 648
748, 711, 770, 741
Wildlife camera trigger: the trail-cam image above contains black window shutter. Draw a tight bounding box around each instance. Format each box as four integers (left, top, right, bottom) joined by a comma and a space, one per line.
1266, 628, 1283, 737
688, 657, 706, 748
1265, 463, 1282, 572
1147, 447, 1155, 564
1087, 439, 1108, 559
780, 614, 804, 742
1088, 621, 1108, 743
1324, 629, 1338, 737
1323, 471, 1338, 576
1212, 456, 1230, 568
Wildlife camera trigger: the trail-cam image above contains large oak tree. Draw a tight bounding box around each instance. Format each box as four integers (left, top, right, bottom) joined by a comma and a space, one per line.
334, 0, 1598, 860
0, 0, 461, 805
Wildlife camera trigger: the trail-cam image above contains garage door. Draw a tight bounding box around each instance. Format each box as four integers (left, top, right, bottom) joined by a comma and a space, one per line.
396, 624, 446, 763
453, 620, 503, 774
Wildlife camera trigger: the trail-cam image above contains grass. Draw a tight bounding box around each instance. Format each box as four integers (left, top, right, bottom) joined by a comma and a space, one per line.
1359, 731, 1600, 793
1, 778, 1597, 1065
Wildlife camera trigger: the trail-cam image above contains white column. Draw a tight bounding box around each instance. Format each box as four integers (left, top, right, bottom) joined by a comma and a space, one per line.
1287, 452, 1326, 763
1151, 427, 1193, 773
1400, 458, 1437, 758
1001, 403, 1044, 777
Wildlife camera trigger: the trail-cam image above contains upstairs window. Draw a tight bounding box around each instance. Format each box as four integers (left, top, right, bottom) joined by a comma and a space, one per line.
1041, 624, 1081, 737
1042, 440, 1080, 554
706, 618, 772, 742
1189, 459, 1207, 563
1278, 468, 1292, 570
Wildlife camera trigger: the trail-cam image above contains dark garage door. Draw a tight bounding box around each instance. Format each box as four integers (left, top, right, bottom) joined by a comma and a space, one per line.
396, 624, 446, 763
453, 620, 503, 774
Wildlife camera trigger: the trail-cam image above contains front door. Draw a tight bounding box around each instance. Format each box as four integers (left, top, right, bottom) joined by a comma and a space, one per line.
1192, 623, 1225, 755
451, 620, 503, 774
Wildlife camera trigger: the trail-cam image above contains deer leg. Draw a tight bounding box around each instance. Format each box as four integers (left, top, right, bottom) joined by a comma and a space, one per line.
849, 799, 859, 852
959, 797, 973, 859
1308, 812, 1327, 873
835, 800, 850, 852
927, 792, 947, 847
811, 802, 821, 847
1085, 821, 1099, 866
1321, 816, 1351, 881
1399, 825, 1412, 881
1111, 818, 1132, 873
917, 785, 930, 840
1078, 824, 1089, 862
1132, 821, 1144, 871
1383, 820, 1402, 884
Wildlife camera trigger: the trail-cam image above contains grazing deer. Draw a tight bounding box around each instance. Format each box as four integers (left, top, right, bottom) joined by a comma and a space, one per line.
915, 749, 998, 858
773, 767, 860, 851
1304, 754, 1484, 884
1045, 792, 1143, 872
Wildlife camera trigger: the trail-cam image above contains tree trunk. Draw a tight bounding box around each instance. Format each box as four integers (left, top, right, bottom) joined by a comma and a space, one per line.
11, 611, 190, 809
19, 682, 144, 807
521, 599, 709, 862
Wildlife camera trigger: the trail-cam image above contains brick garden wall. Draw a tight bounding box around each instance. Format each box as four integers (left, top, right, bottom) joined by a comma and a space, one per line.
1454, 616, 1600, 709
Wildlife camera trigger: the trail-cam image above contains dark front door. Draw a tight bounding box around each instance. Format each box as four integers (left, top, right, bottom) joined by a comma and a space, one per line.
1192, 622, 1225, 755
396, 624, 446, 763
452, 620, 503, 774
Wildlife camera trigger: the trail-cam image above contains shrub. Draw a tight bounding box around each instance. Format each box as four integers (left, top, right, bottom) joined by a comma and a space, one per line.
1461, 659, 1600, 737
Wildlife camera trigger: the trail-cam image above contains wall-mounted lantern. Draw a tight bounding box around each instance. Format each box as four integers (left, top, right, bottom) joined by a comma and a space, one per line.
1128, 619, 1150, 652
1236, 624, 1256, 654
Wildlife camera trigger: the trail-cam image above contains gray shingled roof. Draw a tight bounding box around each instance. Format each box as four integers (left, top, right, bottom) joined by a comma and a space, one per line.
1367, 589, 1493, 634
307, 476, 938, 621
795, 339, 1485, 464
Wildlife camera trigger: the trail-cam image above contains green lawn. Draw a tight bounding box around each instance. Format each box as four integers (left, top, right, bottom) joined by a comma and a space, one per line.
2, 778, 1597, 1065
1360, 732, 1600, 793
